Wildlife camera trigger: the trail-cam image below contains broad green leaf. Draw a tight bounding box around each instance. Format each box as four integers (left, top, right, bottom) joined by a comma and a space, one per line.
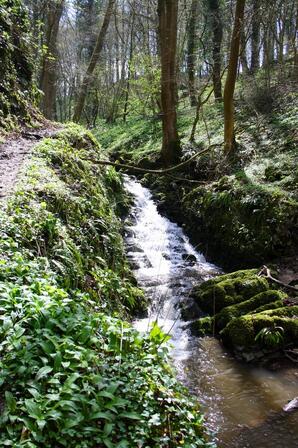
36, 366, 53, 381
5, 391, 16, 413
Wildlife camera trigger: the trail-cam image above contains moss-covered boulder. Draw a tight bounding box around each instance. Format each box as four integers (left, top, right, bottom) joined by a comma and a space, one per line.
192, 269, 269, 314
221, 310, 298, 349
190, 269, 298, 359
215, 290, 287, 330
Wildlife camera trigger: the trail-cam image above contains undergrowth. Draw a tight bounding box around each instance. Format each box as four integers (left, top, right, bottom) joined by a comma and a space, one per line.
0, 124, 212, 447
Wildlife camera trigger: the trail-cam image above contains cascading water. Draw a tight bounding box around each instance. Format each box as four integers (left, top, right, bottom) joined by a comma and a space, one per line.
124, 176, 298, 448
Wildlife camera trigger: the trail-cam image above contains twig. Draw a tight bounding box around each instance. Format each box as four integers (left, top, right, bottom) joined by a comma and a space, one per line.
258, 265, 298, 294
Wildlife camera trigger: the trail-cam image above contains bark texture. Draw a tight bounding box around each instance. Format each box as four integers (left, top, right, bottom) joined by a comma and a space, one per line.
187, 0, 199, 106
223, 0, 245, 154
208, 0, 223, 101
158, 0, 181, 166
250, 0, 260, 73
39, 0, 65, 120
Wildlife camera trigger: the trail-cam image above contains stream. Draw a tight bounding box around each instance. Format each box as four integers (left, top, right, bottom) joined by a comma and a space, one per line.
124, 177, 298, 448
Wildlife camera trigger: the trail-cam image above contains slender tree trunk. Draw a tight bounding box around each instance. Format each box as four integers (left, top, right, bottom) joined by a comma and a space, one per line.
250, 0, 260, 73
187, 0, 199, 106
224, 0, 245, 154
73, 0, 115, 123
209, 0, 223, 101
240, 28, 249, 74
123, 11, 135, 121
158, 0, 181, 166
39, 0, 64, 120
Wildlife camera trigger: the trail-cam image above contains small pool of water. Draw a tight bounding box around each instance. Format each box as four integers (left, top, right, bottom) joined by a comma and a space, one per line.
124, 176, 298, 447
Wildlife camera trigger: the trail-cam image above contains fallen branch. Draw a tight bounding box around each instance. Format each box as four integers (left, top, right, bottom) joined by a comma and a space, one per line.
83, 142, 223, 175
258, 265, 298, 294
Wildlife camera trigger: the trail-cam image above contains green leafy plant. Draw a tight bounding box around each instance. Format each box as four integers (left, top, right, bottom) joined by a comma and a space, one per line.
255, 325, 285, 347
0, 125, 213, 447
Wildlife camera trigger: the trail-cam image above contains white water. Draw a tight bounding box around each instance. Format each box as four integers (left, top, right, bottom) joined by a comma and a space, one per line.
124, 176, 298, 448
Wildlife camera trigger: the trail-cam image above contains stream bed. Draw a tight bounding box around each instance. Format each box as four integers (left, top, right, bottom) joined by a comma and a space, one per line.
124, 177, 298, 448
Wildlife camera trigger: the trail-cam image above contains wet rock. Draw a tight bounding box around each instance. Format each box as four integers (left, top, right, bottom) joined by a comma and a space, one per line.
180, 300, 202, 320
182, 253, 197, 264
126, 245, 144, 253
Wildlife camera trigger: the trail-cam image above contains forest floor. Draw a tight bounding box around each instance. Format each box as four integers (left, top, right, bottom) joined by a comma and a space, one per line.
0, 123, 60, 199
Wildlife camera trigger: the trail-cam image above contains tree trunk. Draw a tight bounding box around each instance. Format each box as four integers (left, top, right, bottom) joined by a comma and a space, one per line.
223, 0, 245, 154
73, 0, 116, 123
187, 0, 199, 106
123, 10, 135, 122
240, 28, 249, 74
208, 0, 223, 101
158, 0, 181, 166
39, 0, 65, 120
250, 0, 260, 73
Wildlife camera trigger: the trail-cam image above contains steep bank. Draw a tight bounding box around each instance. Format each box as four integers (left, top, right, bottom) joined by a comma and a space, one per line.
0, 124, 212, 447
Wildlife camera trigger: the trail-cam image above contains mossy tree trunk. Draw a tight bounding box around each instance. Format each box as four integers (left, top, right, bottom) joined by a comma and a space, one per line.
250, 0, 260, 74
187, 0, 199, 107
73, 0, 116, 123
39, 0, 65, 120
223, 0, 245, 155
158, 0, 181, 167
208, 0, 223, 101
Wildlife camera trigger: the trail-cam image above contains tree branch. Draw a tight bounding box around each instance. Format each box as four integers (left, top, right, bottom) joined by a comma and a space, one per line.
84, 142, 223, 175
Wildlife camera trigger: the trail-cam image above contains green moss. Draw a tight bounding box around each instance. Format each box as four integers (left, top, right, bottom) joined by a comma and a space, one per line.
221, 313, 298, 349
193, 269, 269, 313
0, 0, 38, 133
259, 305, 298, 318
191, 316, 214, 336
215, 290, 288, 330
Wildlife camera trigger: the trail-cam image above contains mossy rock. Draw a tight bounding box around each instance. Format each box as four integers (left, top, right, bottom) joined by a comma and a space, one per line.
189, 316, 214, 336
259, 305, 298, 318
221, 312, 298, 349
192, 269, 269, 314
215, 290, 287, 330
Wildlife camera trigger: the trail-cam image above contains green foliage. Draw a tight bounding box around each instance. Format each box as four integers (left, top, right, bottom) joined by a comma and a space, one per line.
0, 280, 210, 447
0, 125, 212, 447
128, 55, 161, 117
0, 0, 38, 132
255, 325, 285, 347
0, 124, 144, 314
97, 79, 298, 269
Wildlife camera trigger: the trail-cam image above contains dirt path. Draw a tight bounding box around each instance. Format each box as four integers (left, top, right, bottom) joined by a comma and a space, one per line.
0, 125, 60, 199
